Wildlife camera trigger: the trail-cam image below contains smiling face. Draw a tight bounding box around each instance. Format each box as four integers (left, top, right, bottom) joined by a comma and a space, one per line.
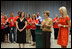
56, 14, 58, 18
21, 12, 24, 18
59, 9, 63, 16
43, 11, 50, 18
44, 13, 48, 18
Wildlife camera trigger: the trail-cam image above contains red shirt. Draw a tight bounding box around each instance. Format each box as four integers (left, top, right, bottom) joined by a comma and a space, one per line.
8, 17, 16, 27
1, 18, 5, 29
31, 19, 38, 29
26, 18, 31, 29
53, 17, 59, 28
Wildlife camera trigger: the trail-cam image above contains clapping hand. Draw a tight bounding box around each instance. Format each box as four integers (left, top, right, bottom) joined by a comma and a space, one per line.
58, 24, 63, 27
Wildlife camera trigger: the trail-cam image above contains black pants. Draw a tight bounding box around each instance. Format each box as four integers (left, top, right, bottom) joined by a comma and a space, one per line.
54, 28, 59, 39
31, 29, 36, 42
1, 29, 5, 42
42, 31, 51, 48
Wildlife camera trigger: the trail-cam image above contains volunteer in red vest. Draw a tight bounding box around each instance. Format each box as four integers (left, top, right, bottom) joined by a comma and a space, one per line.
53, 14, 59, 39
26, 13, 32, 43
31, 14, 38, 46
8, 12, 16, 43
1, 14, 5, 42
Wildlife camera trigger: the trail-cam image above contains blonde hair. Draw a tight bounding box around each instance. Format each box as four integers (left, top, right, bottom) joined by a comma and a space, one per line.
59, 6, 68, 16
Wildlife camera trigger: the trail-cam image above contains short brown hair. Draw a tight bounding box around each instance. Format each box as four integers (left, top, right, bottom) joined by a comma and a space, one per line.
44, 11, 50, 16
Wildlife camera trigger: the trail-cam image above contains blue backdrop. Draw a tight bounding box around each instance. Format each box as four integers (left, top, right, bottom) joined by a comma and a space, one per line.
1, 1, 71, 19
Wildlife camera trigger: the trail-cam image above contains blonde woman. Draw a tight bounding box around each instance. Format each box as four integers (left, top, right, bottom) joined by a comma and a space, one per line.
57, 6, 71, 48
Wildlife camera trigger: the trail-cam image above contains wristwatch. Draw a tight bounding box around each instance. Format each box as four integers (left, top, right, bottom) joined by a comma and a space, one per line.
64, 25, 65, 27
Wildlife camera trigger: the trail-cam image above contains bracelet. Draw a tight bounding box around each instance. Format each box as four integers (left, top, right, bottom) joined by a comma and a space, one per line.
64, 25, 65, 27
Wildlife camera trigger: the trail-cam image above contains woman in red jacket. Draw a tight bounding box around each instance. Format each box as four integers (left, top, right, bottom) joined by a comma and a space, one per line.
31, 14, 38, 46
26, 13, 32, 43
8, 12, 16, 43
57, 6, 71, 48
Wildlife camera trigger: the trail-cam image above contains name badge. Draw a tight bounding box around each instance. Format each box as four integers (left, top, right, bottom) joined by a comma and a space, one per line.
11, 28, 13, 30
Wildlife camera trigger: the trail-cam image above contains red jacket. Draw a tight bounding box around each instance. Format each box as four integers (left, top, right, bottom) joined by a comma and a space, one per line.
26, 18, 32, 29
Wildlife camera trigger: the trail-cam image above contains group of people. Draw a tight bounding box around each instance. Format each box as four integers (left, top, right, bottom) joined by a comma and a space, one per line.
1, 11, 42, 48
1, 6, 71, 48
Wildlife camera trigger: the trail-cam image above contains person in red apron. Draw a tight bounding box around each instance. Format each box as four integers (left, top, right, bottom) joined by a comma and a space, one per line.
8, 12, 16, 43
26, 13, 32, 43
30, 14, 38, 46
53, 14, 59, 40
1, 15, 5, 42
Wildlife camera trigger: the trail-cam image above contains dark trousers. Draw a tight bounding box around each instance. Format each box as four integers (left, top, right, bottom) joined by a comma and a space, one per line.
1, 29, 5, 42
42, 31, 51, 48
31, 29, 36, 42
54, 28, 59, 39
9, 27, 16, 42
